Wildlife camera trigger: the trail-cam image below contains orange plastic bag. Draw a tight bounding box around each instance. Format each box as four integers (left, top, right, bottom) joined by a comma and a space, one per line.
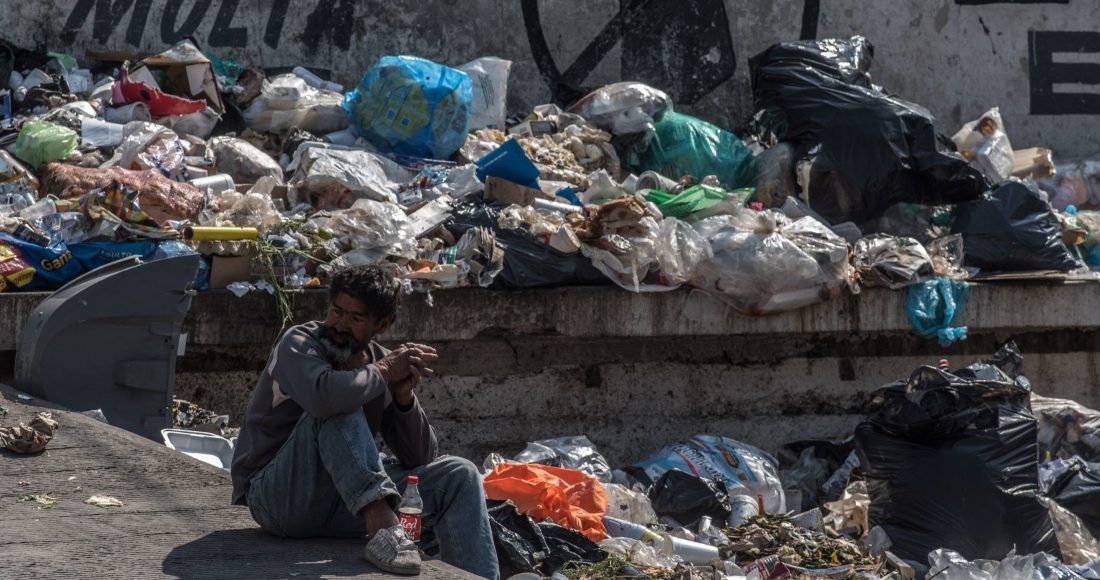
483, 463, 608, 542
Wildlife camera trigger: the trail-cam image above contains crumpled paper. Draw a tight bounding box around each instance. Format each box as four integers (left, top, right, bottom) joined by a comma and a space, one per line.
823, 480, 870, 540
0, 411, 59, 453
85, 495, 125, 508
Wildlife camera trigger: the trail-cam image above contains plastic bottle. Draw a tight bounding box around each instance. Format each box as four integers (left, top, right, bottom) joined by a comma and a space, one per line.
292, 66, 344, 93
939, 359, 950, 371
398, 476, 424, 541
18, 197, 56, 221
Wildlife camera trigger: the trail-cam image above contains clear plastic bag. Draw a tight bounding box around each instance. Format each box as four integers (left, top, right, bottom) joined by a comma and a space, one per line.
567, 82, 673, 137
1032, 394, 1100, 463
293, 148, 400, 208
210, 136, 284, 186
751, 142, 797, 208
243, 74, 349, 135
603, 483, 658, 526
691, 210, 851, 315
654, 217, 712, 285
952, 107, 1014, 184
326, 198, 416, 260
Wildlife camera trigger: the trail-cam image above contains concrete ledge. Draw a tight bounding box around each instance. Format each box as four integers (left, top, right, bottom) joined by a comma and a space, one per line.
2, 283, 1098, 352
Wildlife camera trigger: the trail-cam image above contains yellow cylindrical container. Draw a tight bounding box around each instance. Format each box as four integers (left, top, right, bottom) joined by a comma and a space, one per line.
183, 226, 259, 241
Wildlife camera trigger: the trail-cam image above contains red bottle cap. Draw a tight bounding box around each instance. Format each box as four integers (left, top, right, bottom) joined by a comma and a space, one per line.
407, 476, 419, 485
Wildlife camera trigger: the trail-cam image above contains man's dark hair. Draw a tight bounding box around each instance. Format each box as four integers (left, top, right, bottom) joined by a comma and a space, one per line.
329, 265, 400, 322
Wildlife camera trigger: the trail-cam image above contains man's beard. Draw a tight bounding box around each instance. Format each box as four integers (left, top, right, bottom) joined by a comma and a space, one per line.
317, 325, 367, 366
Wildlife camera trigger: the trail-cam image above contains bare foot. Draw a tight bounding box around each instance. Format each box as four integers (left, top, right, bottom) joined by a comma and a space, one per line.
363, 499, 399, 537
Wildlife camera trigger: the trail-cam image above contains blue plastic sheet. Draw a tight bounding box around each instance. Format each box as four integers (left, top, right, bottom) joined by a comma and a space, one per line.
475, 138, 540, 189
907, 278, 969, 346
344, 55, 472, 160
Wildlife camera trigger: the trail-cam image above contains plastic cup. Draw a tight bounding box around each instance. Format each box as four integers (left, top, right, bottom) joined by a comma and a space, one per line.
728, 494, 760, 528
658, 532, 719, 565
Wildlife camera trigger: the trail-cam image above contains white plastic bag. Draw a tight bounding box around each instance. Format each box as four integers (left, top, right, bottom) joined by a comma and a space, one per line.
326, 198, 417, 259
243, 74, 350, 135
211, 136, 284, 186
458, 57, 512, 130
293, 148, 399, 208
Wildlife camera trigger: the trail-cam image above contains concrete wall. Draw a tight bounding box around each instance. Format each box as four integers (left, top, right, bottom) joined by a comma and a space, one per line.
4, 0, 1099, 157
3, 285, 1100, 468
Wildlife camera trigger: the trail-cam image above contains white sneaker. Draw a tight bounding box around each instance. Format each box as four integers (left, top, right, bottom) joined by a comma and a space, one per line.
364, 524, 422, 575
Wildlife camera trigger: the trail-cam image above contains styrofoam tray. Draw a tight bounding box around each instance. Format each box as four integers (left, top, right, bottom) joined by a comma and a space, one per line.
162, 429, 234, 470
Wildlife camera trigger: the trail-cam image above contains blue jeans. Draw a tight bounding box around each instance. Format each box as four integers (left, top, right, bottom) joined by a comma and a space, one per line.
246, 410, 500, 580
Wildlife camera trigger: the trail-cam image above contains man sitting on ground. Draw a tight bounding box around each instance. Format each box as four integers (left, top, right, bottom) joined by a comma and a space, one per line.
231, 265, 498, 579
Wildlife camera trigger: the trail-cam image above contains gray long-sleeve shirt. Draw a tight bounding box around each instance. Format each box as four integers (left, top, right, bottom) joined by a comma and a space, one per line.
231, 320, 438, 505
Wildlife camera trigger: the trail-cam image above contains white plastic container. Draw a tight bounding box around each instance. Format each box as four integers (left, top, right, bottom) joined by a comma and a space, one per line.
162, 429, 234, 470
292, 66, 344, 93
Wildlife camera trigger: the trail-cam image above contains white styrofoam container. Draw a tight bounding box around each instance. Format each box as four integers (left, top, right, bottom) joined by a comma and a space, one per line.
162, 429, 234, 470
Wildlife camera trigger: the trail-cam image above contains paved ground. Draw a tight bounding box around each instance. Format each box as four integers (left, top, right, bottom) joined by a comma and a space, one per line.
0, 383, 481, 580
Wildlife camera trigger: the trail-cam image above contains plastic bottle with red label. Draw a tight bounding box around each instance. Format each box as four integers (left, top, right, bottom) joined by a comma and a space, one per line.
398, 476, 423, 541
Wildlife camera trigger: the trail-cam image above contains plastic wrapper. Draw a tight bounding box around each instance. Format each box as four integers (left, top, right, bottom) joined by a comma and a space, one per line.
118, 122, 190, 181
691, 210, 852, 315
854, 343, 1061, 566
928, 234, 972, 280
603, 483, 658, 526
0, 232, 83, 290
512, 435, 612, 483
243, 74, 350, 135
498, 204, 564, 237
581, 220, 662, 292
655, 217, 713, 285
567, 82, 673, 138
620, 434, 785, 514
15, 121, 77, 169
952, 181, 1080, 272
55, 181, 178, 241
344, 55, 472, 160
647, 470, 733, 529
749, 36, 987, 226
625, 112, 754, 190
487, 500, 608, 577
458, 57, 512, 130
952, 107, 1014, 183
447, 200, 610, 289
1033, 394, 1100, 463
210, 136, 284, 187
750, 142, 797, 208
1046, 496, 1100, 566
39, 163, 202, 223
292, 147, 399, 208
853, 235, 933, 289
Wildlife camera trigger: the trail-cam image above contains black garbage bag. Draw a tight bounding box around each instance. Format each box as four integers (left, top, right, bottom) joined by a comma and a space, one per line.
749, 36, 988, 227
1046, 457, 1100, 538
951, 181, 1080, 273
647, 469, 732, 529
486, 500, 607, 576
854, 342, 1060, 567
446, 199, 610, 289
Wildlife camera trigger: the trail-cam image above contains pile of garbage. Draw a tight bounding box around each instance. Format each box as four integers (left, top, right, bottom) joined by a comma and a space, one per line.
0, 35, 1095, 339
471, 345, 1100, 580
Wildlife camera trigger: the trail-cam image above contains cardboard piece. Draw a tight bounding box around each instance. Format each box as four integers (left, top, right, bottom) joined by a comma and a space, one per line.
129, 41, 225, 115
483, 176, 552, 207
209, 254, 255, 289
1012, 147, 1055, 179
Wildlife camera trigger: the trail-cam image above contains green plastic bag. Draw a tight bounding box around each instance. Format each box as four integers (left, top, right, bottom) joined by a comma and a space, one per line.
656, 185, 753, 219
626, 112, 755, 189
16, 121, 78, 169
